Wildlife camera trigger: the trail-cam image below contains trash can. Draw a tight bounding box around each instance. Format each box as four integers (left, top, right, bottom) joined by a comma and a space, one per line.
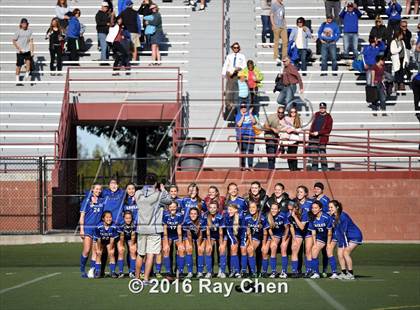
178, 137, 206, 171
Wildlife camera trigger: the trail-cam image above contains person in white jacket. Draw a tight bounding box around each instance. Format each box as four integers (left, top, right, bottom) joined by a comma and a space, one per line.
390, 30, 409, 91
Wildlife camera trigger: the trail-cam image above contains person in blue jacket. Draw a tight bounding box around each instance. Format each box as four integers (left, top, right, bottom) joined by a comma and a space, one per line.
362, 36, 386, 70
288, 17, 313, 73
66, 9, 81, 63
318, 15, 341, 76
339, 2, 362, 59
102, 178, 125, 226
329, 200, 363, 280
79, 183, 105, 278
386, 0, 402, 40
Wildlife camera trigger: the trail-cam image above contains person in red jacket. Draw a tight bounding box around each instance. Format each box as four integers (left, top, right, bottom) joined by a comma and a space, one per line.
307, 102, 333, 171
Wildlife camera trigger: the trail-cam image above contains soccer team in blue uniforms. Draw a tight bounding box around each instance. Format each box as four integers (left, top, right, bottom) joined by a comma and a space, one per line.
79, 179, 362, 280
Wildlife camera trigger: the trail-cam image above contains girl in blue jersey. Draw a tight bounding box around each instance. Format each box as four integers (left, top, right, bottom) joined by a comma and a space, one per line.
180, 183, 206, 220
93, 211, 119, 278
202, 201, 224, 279
245, 201, 265, 277
223, 203, 245, 278
261, 203, 290, 278
162, 201, 185, 276
329, 200, 363, 280
79, 183, 105, 278
116, 210, 137, 278
182, 207, 205, 278
288, 199, 309, 278
308, 201, 333, 279
224, 182, 248, 214
122, 183, 138, 225
312, 182, 330, 212
296, 185, 315, 276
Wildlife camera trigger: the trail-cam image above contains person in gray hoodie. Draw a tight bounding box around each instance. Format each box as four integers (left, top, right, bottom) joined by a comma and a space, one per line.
134, 173, 171, 283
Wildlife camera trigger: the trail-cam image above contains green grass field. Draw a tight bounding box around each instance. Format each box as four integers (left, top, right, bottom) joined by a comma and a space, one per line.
0, 243, 419, 310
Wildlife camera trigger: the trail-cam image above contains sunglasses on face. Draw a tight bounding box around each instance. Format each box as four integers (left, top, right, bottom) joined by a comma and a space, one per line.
277, 111, 284, 114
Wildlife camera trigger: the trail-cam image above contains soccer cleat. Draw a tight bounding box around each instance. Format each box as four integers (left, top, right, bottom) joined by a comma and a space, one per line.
250, 272, 258, 278
118, 272, 125, 279
228, 272, 236, 278
279, 271, 288, 279
87, 267, 95, 279
303, 272, 312, 278
310, 273, 320, 279
129, 272, 135, 278
218, 272, 226, 279
337, 273, 347, 280
329, 273, 339, 279
81, 272, 88, 278
185, 272, 194, 279
235, 272, 242, 279
269, 272, 277, 279
205, 272, 212, 279
111, 272, 119, 279
345, 273, 355, 280
260, 272, 268, 278
321, 272, 328, 278
196, 272, 204, 279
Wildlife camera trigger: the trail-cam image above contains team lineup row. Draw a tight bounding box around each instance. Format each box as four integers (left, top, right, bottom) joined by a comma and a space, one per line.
79, 177, 363, 283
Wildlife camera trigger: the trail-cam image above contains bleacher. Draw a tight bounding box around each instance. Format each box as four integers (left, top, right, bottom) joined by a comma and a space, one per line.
0, 0, 419, 169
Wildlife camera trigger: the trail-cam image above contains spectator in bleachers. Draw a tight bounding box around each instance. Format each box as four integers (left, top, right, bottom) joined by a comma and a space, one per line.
118, 0, 131, 15
288, 17, 312, 74
399, 20, 412, 51
390, 30, 409, 91
55, 0, 71, 29
260, 0, 274, 48
324, 0, 341, 25
369, 16, 389, 44
284, 107, 303, 171
339, 2, 362, 60
144, 4, 164, 65
237, 71, 250, 110
45, 18, 64, 75
271, 0, 288, 65
414, 37, 420, 121
240, 60, 264, 115
405, 0, 419, 16
96, 2, 112, 64
276, 57, 303, 109
138, 0, 154, 49
120, 1, 142, 61
222, 42, 247, 121
66, 9, 81, 64
110, 15, 131, 74
12, 18, 33, 86
362, 36, 386, 70
263, 105, 286, 170
318, 15, 340, 76
307, 102, 333, 171
369, 55, 387, 114
386, 0, 402, 40
236, 103, 257, 170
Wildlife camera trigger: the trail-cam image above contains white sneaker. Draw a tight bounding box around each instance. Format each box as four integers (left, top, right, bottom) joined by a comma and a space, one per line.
310, 273, 320, 279
234, 272, 241, 278
329, 273, 339, 279
279, 271, 288, 279
196, 272, 204, 279
218, 272, 226, 279
185, 272, 193, 278
276, 59, 282, 65
87, 267, 95, 279
345, 273, 355, 280
269, 272, 277, 278
205, 272, 212, 279
337, 273, 347, 280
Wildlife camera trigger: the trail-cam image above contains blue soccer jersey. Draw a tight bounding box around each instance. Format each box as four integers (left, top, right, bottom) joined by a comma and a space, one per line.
163, 212, 183, 240
205, 212, 223, 240
300, 199, 313, 214
288, 210, 309, 238
263, 212, 289, 238
182, 215, 206, 241
93, 222, 118, 243
244, 214, 265, 241
223, 213, 246, 245
117, 222, 136, 241
122, 196, 138, 226
225, 197, 248, 215
308, 213, 333, 243
180, 197, 207, 220
80, 192, 106, 237
102, 188, 125, 225
314, 195, 330, 213
335, 212, 363, 247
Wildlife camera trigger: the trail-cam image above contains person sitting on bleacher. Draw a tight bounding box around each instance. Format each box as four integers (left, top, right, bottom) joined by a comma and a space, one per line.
339, 2, 362, 60
288, 17, 313, 75
318, 15, 340, 76
12, 18, 34, 86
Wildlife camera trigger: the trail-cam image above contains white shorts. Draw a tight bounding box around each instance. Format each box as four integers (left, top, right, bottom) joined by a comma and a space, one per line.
130, 33, 141, 48
137, 234, 161, 256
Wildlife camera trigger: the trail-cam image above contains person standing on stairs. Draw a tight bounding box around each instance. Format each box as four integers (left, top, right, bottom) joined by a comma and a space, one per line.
96, 2, 112, 64
271, 0, 288, 65
323, 0, 341, 25
318, 15, 340, 76
260, 0, 274, 48
12, 18, 34, 86
66, 9, 82, 65
222, 42, 247, 121
120, 1, 142, 62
